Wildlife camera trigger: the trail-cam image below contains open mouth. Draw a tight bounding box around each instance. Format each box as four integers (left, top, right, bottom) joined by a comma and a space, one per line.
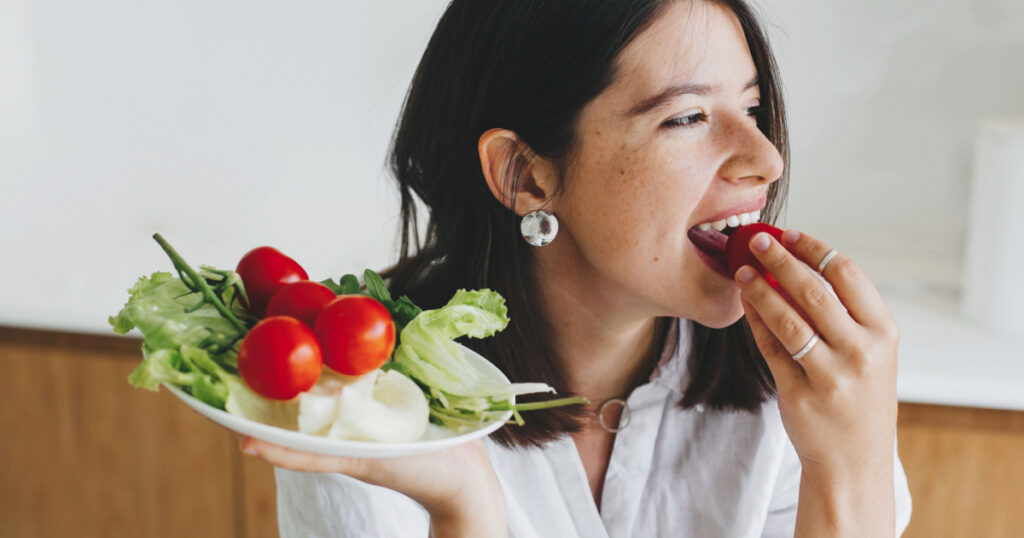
688, 226, 735, 279
686, 208, 761, 279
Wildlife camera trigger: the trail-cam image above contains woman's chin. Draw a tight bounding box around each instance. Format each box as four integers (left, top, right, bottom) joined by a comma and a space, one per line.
693, 294, 745, 329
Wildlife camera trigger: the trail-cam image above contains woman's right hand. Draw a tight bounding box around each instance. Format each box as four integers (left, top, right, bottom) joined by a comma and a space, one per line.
239, 436, 507, 537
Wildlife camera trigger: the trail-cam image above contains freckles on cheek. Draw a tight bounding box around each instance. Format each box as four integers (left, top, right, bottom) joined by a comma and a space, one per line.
571, 135, 705, 260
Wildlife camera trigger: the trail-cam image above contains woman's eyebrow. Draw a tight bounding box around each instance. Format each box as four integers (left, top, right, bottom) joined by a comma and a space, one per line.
623, 75, 759, 118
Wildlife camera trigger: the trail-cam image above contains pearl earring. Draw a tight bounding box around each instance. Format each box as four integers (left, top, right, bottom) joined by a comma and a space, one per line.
520, 210, 558, 246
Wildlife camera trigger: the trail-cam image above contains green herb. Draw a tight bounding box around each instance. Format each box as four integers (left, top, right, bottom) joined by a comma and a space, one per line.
110, 236, 250, 409
321, 270, 423, 337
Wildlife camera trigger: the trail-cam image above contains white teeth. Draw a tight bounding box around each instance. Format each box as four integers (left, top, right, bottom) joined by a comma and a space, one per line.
698, 209, 762, 232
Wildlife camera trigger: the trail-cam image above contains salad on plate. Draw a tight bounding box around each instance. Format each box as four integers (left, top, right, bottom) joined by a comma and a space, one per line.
109, 234, 585, 457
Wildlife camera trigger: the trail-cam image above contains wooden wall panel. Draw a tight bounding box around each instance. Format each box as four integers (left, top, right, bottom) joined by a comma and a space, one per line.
4, 326, 1024, 537
0, 327, 278, 538
241, 455, 280, 538
897, 403, 1024, 537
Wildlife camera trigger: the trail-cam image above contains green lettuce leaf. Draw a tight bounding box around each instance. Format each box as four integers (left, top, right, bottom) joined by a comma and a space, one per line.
392, 289, 566, 432
109, 271, 242, 353
113, 271, 245, 410
126, 348, 194, 391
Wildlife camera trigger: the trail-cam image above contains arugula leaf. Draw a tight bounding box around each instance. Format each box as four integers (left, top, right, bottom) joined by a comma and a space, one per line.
390, 295, 423, 336
319, 278, 344, 295
339, 274, 362, 295
363, 269, 392, 303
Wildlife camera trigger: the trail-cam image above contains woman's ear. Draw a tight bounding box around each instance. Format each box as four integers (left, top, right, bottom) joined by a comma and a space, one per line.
477, 128, 558, 216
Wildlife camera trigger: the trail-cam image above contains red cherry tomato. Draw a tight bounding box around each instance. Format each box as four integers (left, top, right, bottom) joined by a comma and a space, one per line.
237, 316, 323, 400
236, 246, 309, 317
315, 295, 396, 376
725, 223, 784, 289
266, 280, 337, 330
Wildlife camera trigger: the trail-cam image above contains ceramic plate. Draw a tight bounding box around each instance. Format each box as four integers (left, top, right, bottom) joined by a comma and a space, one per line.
165, 344, 513, 458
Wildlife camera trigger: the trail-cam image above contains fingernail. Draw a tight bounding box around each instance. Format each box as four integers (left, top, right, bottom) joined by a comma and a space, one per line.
736, 266, 755, 283
782, 229, 800, 244
751, 233, 771, 251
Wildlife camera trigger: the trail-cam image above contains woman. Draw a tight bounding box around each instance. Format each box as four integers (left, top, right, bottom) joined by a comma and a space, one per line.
242, 1, 913, 536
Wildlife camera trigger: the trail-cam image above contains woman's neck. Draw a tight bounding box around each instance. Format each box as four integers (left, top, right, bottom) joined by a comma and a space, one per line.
533, 244, 668, 406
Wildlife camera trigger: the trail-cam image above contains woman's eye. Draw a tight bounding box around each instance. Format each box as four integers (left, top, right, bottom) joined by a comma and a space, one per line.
746, 105, 763, 119
663, 112, 707, 128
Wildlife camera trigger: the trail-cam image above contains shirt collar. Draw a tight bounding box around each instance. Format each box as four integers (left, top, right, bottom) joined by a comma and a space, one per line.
648, 317, 691, 396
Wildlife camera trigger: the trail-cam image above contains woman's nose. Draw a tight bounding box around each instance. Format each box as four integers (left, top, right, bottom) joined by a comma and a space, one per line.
717, 113, 785, 185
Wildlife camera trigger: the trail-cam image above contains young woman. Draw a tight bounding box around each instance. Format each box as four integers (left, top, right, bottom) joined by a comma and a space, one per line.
241, 1, 913, 536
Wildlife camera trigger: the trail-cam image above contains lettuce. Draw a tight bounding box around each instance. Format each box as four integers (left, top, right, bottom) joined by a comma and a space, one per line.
109, 271, 243, 359
391, 289, 582, 432
110, 271, 246, 409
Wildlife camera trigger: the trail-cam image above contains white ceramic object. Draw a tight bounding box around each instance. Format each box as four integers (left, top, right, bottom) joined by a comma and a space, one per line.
165, 344, 514, 458
962, 117, 1024, 338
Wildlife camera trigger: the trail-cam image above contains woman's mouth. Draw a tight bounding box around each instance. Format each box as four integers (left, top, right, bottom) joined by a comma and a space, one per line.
687, 206, 763, 280
688, 226, 734, 279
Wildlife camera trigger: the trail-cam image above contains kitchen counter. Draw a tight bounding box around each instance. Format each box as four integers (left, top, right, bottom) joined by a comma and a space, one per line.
843, 245, 1024, 412
885, 285, 1024, 412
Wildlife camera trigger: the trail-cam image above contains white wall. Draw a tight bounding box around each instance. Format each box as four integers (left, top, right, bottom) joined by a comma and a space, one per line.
0, 0, 451, 332
2, 0, 1022, 334
765, 0, 1024, 268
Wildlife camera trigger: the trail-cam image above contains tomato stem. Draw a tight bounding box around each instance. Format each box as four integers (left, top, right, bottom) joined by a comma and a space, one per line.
152, 233, 248, 335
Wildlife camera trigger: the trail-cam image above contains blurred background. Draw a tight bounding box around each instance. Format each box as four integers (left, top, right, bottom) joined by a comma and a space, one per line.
1, 0, 1022, 536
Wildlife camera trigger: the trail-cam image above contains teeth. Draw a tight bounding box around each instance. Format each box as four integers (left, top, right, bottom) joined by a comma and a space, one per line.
697, 209, 761, 232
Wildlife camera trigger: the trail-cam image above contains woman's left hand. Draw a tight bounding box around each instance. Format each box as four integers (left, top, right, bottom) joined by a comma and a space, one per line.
733, 229, 899, 479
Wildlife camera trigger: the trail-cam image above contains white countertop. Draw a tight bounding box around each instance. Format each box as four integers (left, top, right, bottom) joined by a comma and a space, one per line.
885, 285, 1024, 412
819, 242, 1024, 412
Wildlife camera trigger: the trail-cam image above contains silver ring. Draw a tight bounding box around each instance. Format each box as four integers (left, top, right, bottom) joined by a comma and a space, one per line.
817, 249, 839, 273
791, 333, 819, 360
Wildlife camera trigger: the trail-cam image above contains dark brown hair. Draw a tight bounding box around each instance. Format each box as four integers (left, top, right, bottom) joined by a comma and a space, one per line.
380, 0, 789, 448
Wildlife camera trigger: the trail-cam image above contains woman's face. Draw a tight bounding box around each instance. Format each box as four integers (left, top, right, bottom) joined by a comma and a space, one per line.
550, 1, 784, 328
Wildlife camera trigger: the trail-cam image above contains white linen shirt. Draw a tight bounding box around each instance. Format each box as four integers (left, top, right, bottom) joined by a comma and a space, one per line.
275, 319, 913, 537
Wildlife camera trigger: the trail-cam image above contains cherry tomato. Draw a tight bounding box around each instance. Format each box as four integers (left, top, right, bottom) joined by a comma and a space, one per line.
266, 280, 337, 330
237, 316, 323, 400
315, 295, 396, 376
725, 223, 784, 289
236, 246, 309, 317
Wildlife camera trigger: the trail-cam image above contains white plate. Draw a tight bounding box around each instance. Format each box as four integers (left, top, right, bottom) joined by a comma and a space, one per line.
164, 343, 513, 458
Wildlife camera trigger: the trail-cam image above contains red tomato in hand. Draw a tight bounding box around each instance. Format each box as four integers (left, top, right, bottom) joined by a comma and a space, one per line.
238, 316, 322, 400
266, 280, 337, 330
236, 246, 309, 317
725, 223, 784, 289
315, 295, 396, 376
